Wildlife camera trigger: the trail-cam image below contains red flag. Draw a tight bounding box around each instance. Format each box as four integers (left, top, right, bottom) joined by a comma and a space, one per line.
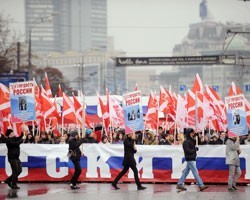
145, 92, 158, 130
0, 83, 10, 114
62, 93, 76, 124
192, 73, 204, 92
58, 84, 63, 97
159, 86, 176, 121
175, 94, 188, 130
45, 72, 52, 98
205, 85, 227, 131
97, 92, 110, 134
40, 86, 59, 120
187, 74, 204, 129
134, 83, 138, 91
73, 95, 92, 128
106, 88, 110, 115
109, 95, 125, 128
228, 82, 243, 96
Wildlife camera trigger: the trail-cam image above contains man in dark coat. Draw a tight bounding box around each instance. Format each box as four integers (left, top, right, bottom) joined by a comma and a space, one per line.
111, 132, 146, 190
4, 129, 23, 189
176, 128, 208, 191
68, 131, 85, 189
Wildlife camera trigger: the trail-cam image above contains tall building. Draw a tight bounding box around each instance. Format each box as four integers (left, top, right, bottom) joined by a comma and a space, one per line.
25, 0, 107, 54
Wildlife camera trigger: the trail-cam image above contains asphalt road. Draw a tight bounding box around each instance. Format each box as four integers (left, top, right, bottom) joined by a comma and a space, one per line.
0, 183, 250, 200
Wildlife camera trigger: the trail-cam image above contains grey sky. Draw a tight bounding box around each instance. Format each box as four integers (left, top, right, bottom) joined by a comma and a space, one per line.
1, 0, 250, 56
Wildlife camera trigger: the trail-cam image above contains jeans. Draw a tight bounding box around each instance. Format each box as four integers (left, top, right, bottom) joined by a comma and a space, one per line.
228, 165, 241, 188
177, 161, 204, 187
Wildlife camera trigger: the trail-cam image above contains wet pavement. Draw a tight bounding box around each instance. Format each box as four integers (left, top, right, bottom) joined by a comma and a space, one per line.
0, 183, 250, 200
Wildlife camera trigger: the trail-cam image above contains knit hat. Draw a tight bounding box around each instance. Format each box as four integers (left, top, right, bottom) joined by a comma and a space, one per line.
184, 128, 195, 136
6, 129, 13, 137
70, 131, 78, 137
85, 128, 92, 135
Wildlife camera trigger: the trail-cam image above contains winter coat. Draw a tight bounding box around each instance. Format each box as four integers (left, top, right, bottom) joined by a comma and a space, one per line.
122, 137, 137, 167
226, 138, 240, 166
6, 135, 23, 160
183, 133, 197, 161
68, 138, 85, 161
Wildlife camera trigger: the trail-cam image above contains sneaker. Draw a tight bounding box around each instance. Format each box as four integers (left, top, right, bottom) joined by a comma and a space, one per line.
111, 182, 120, 190
176, 185, 187, 191
228, 187, 235, 192
137, 186, 147, 190
199, 185, 209, 191
11, 185, 20, 189
71, 185, 80, 190
232, 186, 238, 191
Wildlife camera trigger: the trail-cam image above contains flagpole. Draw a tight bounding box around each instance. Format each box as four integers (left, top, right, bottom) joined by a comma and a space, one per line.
32, 120, 35, 136
73, 92, 80, 136
82, 93, 86, 139
195, 91, 199, 146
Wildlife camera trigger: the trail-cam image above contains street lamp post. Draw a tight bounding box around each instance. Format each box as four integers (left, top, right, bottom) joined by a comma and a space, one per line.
74, 58, 85, 94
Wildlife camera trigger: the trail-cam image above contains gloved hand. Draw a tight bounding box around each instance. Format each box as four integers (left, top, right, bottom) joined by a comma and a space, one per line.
195, 147, 199, 151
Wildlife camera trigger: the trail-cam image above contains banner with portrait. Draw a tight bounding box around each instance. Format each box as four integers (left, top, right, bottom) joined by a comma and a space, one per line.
123, 91, 144, 133
225, 94, 248, 138
9, 81, 36, 122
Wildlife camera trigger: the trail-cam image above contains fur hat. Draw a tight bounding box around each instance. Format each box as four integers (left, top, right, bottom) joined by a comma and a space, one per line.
6, 129, 13, 137
211, 133, 219, 139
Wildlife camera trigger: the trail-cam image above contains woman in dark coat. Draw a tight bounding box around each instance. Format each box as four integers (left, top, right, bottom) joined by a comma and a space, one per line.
111, 132, 146, 190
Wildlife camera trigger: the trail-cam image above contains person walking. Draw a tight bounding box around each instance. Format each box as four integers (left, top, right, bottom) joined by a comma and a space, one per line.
111, 132, 146, 190
226, 136, 242, 191
176, 128, 209, 191
68, 131, 85, 190
4, 129, 23, 189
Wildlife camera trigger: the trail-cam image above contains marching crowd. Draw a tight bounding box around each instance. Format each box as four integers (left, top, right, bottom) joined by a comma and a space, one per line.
0, 126, 250, 146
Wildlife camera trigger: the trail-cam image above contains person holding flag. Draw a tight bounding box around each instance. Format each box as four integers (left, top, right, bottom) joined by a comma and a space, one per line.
4, 129, 23, 189
226, 136, 242, 191
68, 131, 85, 190
111, 132, 146, 191
176, 128, 208, 192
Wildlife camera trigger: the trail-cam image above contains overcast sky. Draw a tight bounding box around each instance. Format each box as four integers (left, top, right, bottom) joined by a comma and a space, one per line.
1, 0, 250, 56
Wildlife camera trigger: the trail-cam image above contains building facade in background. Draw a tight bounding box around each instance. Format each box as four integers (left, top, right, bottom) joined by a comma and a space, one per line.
25, 0, 107, 53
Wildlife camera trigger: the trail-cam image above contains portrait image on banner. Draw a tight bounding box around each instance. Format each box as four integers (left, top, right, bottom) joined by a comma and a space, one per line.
10, 81, 36, 122
123, 91, 143, 133
225, 94, 248, 138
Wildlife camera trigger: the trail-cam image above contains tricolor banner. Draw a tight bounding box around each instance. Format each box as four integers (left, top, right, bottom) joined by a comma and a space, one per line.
123, 91, 144, 133
225, 94, 248, 138
9, 81, 36, 122
0, 144, 249, 183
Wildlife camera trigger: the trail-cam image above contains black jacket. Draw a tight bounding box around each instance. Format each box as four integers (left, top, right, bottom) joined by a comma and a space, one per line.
6, 135, 23, 160
68, 138, 85, 161
183, 134, 197, 161
122, 137, 137, 167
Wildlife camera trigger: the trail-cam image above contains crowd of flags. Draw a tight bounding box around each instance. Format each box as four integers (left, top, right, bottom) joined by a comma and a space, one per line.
0, 73, 250, 137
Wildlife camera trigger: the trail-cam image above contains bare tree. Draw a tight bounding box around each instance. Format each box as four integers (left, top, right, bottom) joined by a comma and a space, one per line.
0, 14, 18, 74
34, 67, 76, 96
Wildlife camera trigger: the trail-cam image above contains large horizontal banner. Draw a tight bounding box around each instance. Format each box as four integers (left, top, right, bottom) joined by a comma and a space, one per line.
0, 144, 249, 183
116, 55, 236, 66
